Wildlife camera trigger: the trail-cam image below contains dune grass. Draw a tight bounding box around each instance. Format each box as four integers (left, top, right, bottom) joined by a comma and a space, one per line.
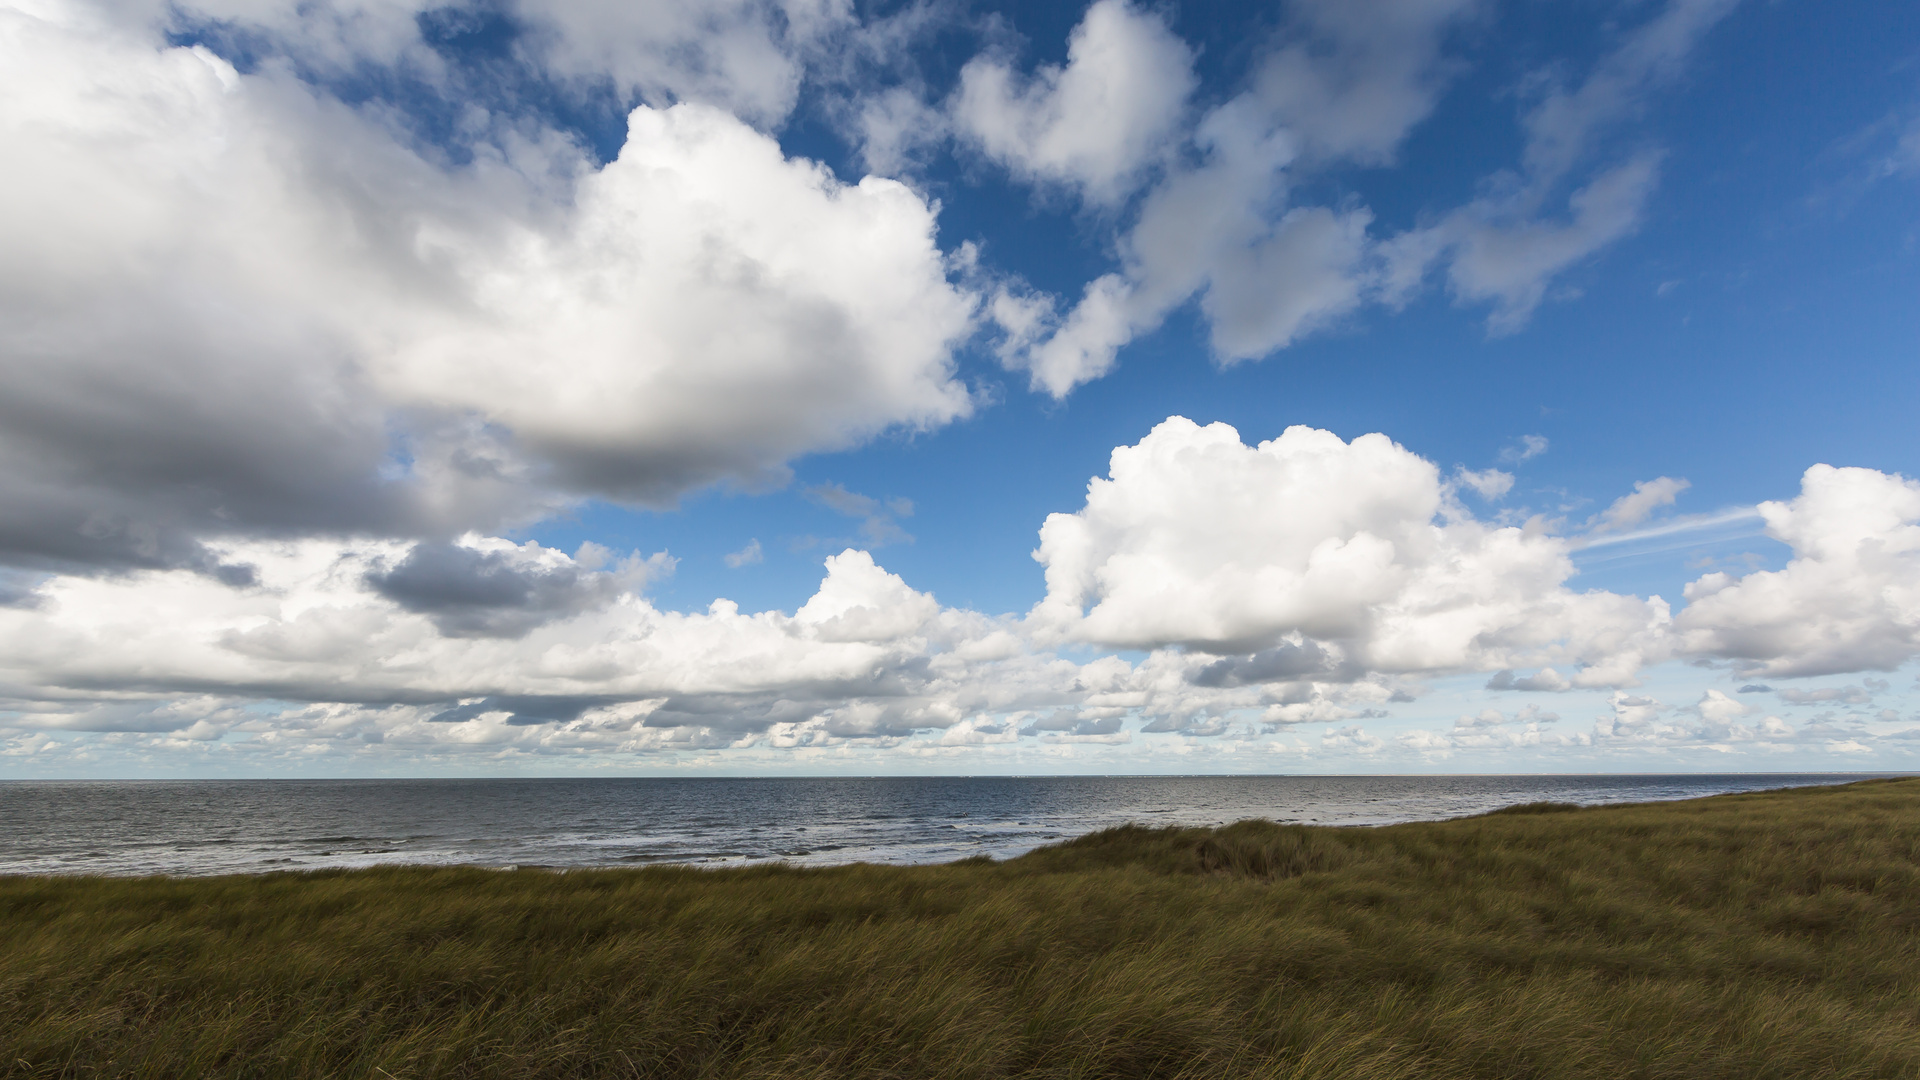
3, 778, 1919, 1078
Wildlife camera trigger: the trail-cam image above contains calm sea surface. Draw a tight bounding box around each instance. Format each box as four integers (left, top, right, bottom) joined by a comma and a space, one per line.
0, 774, 1896, 876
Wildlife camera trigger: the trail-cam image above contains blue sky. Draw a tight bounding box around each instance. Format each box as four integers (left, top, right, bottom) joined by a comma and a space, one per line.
0, 0, 1916, 776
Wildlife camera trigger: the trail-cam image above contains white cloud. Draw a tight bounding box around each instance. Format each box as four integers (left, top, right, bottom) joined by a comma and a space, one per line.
1486, 668, 1572, 692
0, 531, 1364, 755
1777, 685, 1873, 706
0, 540, 1019, 745
0, 3, 978, 571
1022, 419, 1920, 697
1500, 435, 1550, 464
1030, 417, 1672, 683
1518, 0, 1739, 185
1888, 117, 1920, 179
1321, 725, 1384, 753
803, 484, 914, 546
1589, 476, 1691, 534
849, 85, 950, 176
1385, 154, 1665, 333
1246, 0, 1485, 166
997, 0, 1482, 395
1677, 465, 1920, 678
1590, 691, 1671, 743
1587, 687, 1810, 751
1384, 0, 1736, 332
1398, 704, 1567, 755
991, 0, 1734, 395
520, 0, 853, 129
952, 0, 1195, 204
1452, 467, 1514, 500
381, 102, 977, 503
137, 0, 848, 129
4, 416, 1920, 764
793, 550, 940, 643
724, 540, 765, 568
1692, 688, 1753, 728
1008, 99, 1376, 397
1020, 273, 1137, 398
1197, 205, 1377, 360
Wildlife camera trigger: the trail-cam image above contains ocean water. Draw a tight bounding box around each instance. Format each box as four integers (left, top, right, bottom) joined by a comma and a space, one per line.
0, 774, 1894, 877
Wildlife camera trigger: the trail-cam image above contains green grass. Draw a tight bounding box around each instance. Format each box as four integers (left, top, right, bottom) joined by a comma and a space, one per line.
4, 778, 1920, 1079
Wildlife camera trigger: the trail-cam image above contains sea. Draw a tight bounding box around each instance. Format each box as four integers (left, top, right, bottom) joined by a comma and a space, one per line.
0, 774, 1898, 877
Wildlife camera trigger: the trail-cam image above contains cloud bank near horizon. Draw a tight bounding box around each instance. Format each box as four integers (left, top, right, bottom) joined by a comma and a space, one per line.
3, 418, 1916, 768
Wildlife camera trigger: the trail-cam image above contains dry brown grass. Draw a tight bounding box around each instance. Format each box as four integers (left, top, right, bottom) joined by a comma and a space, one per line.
3, 777, 1918, 1078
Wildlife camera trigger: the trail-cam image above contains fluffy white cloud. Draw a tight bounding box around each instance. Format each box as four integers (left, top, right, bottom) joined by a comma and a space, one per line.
1026, 419, 1920, 699
1030, 417, 1673, 683
1587, 689, 1805, 751
998, 0, 1482, 395
952, 0, 1194, 204
956, 0, 1733, 395
1007, 97, 1379, 396
1016, 273, 1136, 398
381, 101, 977, 502
0, 540, 983, 740
1677, 465, 1920, 678
0, 0, 976, 571
7, 533, 1318, 755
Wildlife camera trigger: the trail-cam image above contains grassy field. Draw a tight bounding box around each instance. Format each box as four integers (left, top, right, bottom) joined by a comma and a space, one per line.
3, 778, 1919, 1079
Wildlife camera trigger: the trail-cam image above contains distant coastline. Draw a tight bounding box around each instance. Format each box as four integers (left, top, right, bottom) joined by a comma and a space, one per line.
2, 772, 1904, 877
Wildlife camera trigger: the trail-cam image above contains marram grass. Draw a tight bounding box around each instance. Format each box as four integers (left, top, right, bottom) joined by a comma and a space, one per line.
4, 778, 1920, 1078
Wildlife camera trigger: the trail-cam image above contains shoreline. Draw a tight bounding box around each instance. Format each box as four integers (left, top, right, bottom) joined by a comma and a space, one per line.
5, 771, 1905, 879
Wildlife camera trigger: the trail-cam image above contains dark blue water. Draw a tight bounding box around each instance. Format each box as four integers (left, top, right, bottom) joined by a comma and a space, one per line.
0, 774, 1895, 876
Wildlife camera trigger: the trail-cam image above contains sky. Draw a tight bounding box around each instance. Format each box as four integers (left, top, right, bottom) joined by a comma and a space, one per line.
1, 0, 1917, 778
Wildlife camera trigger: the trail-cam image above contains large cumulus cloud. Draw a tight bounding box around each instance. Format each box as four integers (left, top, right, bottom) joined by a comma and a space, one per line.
1030, 417, 1672, 684
1677, 465, 1920, 678
0, 0, 975, 573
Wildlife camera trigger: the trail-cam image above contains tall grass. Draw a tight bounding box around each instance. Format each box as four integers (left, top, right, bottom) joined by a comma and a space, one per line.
3, 778, 1919, 1078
